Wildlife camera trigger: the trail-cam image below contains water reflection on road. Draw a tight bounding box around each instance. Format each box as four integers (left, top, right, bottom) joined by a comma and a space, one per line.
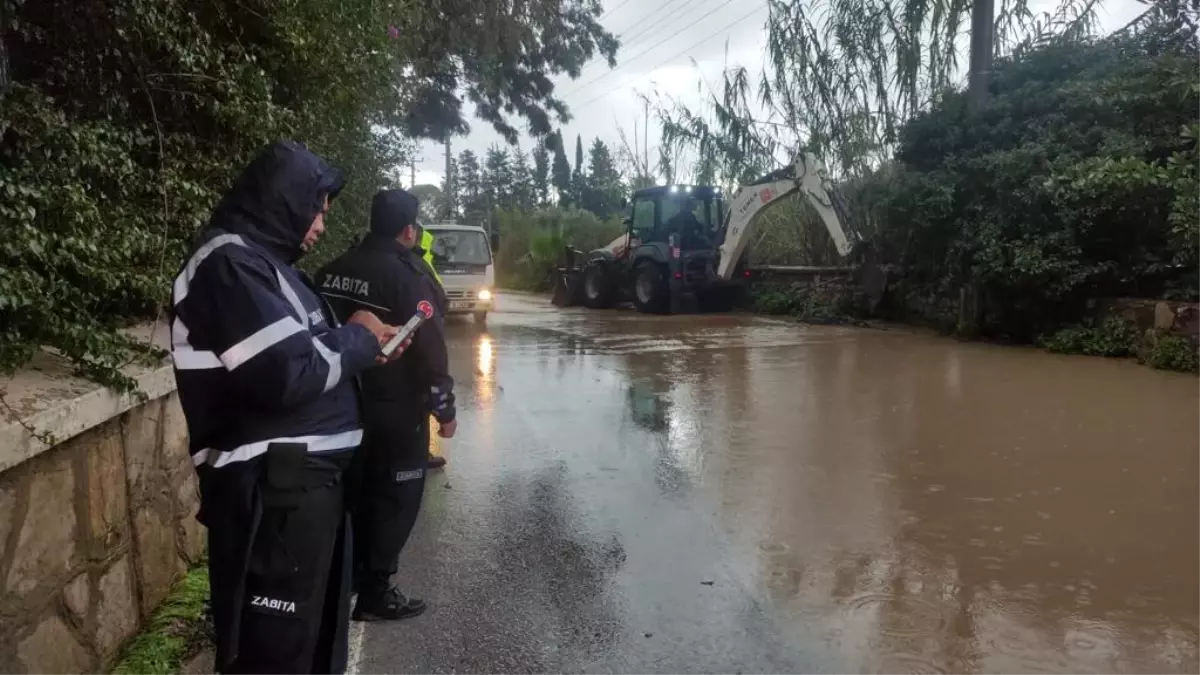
358, 294, 1198, 674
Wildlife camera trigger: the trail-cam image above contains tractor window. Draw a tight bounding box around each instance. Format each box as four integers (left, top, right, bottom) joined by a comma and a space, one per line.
630, 198, 655, 240
661, 196, 717, 228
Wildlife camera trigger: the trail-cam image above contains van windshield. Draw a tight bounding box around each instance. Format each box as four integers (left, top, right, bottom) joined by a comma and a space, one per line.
428, 230, 491, 266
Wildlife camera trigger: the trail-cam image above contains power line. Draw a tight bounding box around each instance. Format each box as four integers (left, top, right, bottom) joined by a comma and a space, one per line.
559, 0, 740, 101
600, 0, 637, 21
612, 0, 693, 39
560, 0, 708, 99
617, 0, 709, 48
570, 0, 769, 109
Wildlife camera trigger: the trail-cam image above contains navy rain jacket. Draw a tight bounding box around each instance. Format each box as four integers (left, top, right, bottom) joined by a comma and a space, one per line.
169, 140, 382, 470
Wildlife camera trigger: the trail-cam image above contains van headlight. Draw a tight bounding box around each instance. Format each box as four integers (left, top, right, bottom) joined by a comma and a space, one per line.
477, 288, 492, 301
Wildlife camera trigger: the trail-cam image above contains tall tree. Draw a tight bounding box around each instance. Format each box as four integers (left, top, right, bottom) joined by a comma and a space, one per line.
572, 134, 587, 205
581, 138, 623, 217
550, 130, 574, 206
457, 150, 485, 226
483, 145, 514, 211
388, 0, 619, 143
659, 0, 1102, 184
532, 145, 551, 207
510, 149, 534, 211
410, 184, 446, 222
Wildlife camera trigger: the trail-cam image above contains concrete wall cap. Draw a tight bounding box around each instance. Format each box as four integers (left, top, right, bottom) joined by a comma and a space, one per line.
0, 322, 175, 474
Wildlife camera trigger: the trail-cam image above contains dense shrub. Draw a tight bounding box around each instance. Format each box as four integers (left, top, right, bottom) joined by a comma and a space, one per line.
1145, 335, 1200, 373
1037, 316, 1140, 358
493, 207, 623, 291
882, 14, 1199, 341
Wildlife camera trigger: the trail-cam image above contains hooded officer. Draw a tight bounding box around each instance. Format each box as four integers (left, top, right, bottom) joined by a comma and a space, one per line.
315, 188, 457, 622
169, 140, 405, 673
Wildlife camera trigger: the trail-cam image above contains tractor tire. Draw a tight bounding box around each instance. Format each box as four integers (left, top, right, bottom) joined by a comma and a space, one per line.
633, 262, 669, 314
582, 263, 615, 309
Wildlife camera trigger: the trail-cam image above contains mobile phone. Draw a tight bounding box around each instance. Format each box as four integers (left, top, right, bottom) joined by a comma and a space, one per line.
380, 300, 435, 357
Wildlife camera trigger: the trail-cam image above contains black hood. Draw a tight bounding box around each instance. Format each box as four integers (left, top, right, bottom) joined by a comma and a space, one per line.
209, 140, 345, 265
369, 189, 419, 239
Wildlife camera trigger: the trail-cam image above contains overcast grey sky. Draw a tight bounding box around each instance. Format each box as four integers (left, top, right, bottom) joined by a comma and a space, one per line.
409, 0, 1146, 188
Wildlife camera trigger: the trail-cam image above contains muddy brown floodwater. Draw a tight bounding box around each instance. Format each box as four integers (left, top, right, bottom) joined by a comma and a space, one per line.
358, 294, 1199, 674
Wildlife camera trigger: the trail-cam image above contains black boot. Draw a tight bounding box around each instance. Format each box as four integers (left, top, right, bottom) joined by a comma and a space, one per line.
352, 586, 427, 622
427, 454, 447, 470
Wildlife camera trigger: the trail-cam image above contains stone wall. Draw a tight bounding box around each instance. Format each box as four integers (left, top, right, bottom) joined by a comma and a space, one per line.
1097, 297, 1200, 344
0, 325, 202, 673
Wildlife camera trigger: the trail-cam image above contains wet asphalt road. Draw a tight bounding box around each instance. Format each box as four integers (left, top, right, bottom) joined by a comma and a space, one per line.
352, 293, 1199, 674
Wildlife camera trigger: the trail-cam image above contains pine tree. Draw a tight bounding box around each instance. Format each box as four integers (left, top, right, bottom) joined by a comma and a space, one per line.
483, 144, 513, 210
510, 149, 534, 211
550, 130, 573, 207
572, 134, 586, 205
581, 138, 623, 218
457, 149, 484, 226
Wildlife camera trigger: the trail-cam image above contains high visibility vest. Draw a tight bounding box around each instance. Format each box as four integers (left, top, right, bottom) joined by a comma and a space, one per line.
417, 229, 442, 286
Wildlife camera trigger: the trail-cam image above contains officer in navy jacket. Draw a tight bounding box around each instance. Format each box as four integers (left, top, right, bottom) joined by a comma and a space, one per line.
169, 140, 403, 674
315, 189, 456, 622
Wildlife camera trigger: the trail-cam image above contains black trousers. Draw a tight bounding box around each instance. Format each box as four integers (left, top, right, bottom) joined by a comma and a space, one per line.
350, 410, 430, 595
199, 449, 353, 674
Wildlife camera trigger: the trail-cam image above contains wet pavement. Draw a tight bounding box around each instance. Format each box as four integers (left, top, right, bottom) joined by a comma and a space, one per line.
353, 293, 1199, 674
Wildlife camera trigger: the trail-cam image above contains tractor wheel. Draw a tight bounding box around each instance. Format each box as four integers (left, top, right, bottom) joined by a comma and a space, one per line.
582, 263, 615, 309
633, 262, 669, 314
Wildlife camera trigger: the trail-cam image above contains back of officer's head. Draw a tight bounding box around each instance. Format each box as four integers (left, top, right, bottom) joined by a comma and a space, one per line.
370, 189, 419, 248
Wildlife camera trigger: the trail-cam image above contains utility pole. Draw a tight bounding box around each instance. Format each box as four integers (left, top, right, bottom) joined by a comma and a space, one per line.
410, 158, 416, 189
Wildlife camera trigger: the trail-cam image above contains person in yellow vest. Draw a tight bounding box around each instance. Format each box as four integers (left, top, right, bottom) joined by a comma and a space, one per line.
415, 226, 443, 286
413, 225, 448, 470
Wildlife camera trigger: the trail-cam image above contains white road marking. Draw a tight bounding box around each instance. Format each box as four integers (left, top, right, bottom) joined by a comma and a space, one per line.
347, 618, 366, 674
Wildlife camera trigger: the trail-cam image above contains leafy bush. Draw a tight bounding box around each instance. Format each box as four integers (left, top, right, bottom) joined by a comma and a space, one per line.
883, 12, 1199, 341
1038, 316, 1140, 357
1145, 335, 1200, 373
750, 282, 858, 324
494, 207, 623, 291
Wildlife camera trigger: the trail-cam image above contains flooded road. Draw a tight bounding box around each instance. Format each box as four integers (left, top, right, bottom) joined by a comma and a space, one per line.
353, 293, 1199, 674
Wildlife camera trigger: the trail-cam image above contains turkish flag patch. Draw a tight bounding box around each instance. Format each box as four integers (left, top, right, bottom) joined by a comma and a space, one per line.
417, 300, 434, 319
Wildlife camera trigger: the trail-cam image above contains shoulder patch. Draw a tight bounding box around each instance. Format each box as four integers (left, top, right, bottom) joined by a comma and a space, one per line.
417, 300, 434, 319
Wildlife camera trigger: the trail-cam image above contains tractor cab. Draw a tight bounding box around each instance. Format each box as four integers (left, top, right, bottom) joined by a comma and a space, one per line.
622, 184, 726, 254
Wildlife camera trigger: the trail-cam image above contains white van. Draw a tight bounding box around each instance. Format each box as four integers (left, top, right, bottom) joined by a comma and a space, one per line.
424, 223, 495, 322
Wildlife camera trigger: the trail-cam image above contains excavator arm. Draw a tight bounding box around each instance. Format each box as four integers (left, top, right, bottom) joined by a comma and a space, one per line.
715, 153, 862, 280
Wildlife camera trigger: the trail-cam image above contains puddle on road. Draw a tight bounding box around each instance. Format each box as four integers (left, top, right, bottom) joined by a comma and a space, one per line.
449, 296, 1200, 672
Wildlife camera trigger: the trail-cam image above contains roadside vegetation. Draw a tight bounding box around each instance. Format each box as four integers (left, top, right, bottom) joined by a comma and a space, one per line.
0, 0, 617, 391
656, 0, 1198, 372
111, 564, 211, 675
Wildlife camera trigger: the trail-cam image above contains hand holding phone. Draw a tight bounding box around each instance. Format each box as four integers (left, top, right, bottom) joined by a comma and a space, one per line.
380, 300, 435, 357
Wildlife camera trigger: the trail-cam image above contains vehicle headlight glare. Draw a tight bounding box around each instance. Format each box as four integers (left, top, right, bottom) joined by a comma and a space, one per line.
478, 288, 492, 301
